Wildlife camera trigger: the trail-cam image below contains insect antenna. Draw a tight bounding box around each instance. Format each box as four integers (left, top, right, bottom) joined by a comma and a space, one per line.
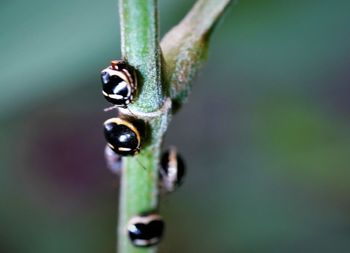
135, 158, 147, 171
104, 105, 118, 112
126, 107, 137, 118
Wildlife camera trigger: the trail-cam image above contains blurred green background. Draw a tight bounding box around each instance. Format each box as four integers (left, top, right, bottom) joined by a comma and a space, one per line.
1, 0, 350, 252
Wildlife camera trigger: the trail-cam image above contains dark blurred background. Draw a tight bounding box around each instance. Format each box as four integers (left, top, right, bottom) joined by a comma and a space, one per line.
1, 0, 350, 252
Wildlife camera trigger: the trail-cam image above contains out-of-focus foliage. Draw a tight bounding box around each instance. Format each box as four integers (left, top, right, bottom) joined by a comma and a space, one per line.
1, 0, 350, 253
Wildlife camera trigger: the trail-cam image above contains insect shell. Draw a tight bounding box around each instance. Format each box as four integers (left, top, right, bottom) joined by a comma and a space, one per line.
104, 145, 123, 174
159, 147, 186, 193
103, 118, 141, 156
127, 213, 165, 247
101, 60, 137, 108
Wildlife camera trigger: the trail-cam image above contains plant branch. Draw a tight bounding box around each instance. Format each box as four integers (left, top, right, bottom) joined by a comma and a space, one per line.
118, 1, 164, 253
161, 0, 232, 108
116, 0, 232, 253
119, 0, 163, 112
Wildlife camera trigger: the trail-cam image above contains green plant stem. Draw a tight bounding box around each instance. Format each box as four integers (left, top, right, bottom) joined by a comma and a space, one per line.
119, 0, 163, 112
117, 0, 231, 253
118, 0, 164, 253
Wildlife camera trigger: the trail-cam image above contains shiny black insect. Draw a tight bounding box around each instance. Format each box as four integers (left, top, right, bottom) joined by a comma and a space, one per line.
101, 60, 137, 108
127, 214, 165, 247
104, 145, 123, 174
159, 147, 186, 192
103, 118, 141, 156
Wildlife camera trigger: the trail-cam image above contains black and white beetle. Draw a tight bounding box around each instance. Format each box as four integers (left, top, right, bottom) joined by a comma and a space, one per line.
159, 147, 186, 192
104, 145, 123, 174
103, 118, 141, 156
101, 60, 137, 108
127, 213, 165, 247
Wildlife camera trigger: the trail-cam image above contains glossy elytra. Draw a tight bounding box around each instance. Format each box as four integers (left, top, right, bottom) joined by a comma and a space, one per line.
104, 145, 123, 174
103, 118, 141, 156
127, 214, 165, 247
101, 60, 137, 108
159, 147, 186, 192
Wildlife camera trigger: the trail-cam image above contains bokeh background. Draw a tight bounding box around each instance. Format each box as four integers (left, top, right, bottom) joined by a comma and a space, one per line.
1, 0, 350, 252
